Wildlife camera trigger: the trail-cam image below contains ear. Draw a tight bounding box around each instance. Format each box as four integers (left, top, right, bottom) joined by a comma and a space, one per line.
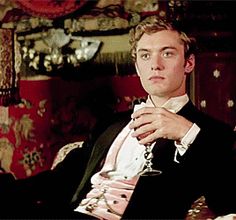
184, 54, 195, 74
135, 63, 141, 76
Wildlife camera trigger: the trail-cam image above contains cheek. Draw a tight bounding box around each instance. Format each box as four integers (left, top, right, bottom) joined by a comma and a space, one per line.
138, 60, 149, 70
136, 65, 149, 81
137, 57, 150, 67
165, 64, 185, 83
171, 72, 186, 89
169, 61, 186, 76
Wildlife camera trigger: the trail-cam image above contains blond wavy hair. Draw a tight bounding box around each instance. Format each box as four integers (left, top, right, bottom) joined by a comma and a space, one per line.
129, 16, 196, 62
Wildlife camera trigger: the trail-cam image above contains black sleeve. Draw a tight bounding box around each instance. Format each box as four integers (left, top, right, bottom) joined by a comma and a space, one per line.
203, 122, 236, 216
0, 143, 92, 218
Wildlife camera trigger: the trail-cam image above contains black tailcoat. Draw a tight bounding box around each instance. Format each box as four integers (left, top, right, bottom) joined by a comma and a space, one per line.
0, 101, 236, 219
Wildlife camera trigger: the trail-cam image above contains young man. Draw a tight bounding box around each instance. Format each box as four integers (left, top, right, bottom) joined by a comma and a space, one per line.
0, 16, 236, 219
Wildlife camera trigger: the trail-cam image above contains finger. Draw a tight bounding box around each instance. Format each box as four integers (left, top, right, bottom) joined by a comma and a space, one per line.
129, 114, 154, 130
131, 107, 156, 119
137, 130, 162, 145
131, 123, 154, 139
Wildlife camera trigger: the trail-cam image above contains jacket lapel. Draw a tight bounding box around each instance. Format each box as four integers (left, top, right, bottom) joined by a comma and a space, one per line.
71, 117, 129, 206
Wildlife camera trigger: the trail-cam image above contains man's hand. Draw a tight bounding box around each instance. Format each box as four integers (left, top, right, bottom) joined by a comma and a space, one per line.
129, 107, 193, 145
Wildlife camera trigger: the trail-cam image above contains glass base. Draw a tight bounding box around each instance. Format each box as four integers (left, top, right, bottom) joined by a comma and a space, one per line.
139, 168, 162, 176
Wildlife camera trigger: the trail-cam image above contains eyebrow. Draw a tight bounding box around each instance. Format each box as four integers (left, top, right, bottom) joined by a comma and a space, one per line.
137, 48, 150, 53
137, 46, 177, 53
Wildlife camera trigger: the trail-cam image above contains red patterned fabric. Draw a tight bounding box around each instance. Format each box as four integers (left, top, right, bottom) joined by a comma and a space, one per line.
0, 75, 146, 178
13, 0, 89, 19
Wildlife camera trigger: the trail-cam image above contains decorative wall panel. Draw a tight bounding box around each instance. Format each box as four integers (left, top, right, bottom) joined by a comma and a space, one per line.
195, 52, 236, 129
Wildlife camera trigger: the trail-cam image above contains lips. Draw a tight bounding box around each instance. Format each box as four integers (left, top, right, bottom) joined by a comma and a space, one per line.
149, 75, 165, 83
149, 75, 165, 80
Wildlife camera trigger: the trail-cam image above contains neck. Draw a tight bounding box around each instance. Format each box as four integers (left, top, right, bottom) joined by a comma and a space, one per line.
150, 93, 187, 107
149, 96, 168, 107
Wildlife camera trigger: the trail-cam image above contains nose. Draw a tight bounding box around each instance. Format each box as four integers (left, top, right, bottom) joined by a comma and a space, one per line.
151, 54, 163, 71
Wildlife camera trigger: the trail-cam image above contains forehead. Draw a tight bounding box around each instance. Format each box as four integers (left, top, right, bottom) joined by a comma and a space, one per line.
137, 30, 183, 51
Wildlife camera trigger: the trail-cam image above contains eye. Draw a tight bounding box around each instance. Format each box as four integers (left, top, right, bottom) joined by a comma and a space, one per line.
162, 51, 173, 58
140, 52, 150, 60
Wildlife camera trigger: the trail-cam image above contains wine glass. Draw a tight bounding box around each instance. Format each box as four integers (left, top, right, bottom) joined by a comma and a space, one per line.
138, 138, 162, 176
133, 104, 162, 176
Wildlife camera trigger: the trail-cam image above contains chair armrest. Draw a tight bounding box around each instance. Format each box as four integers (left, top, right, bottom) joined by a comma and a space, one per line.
186, 196, 215, 220
51, 141, 84, 169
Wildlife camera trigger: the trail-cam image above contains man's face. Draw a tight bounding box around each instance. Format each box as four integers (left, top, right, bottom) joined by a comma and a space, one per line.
136, 30, 194, 101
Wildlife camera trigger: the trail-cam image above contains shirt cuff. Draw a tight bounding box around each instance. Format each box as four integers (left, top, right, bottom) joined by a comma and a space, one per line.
175, 123, 200, 156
